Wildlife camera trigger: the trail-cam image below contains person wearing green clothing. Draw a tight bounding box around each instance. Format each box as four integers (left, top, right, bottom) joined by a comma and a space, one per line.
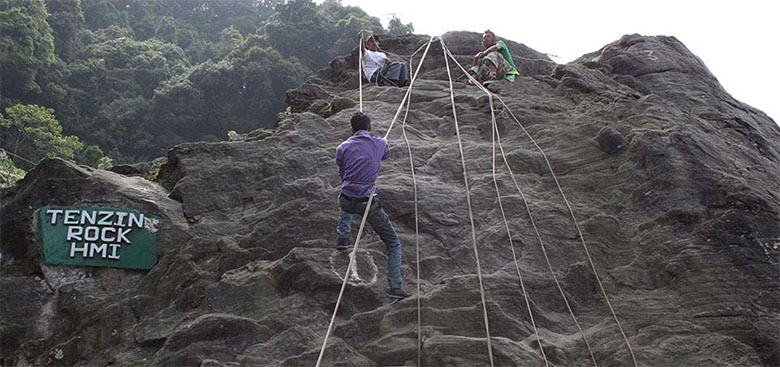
469, 30, 521, 85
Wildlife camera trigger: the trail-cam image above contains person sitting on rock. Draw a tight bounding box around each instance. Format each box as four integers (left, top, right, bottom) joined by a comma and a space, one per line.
335, 112, 411, 299
469, 30, 521, 85
361, 34, 410, 87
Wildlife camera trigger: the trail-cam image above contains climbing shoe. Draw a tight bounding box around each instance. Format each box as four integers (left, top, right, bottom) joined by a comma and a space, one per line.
387, 288, 411, 299
336, 238, 350, 251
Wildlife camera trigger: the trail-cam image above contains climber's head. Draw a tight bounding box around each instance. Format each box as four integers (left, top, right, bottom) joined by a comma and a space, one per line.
351, 112, 371, 133
365, 35, 379, 51
482, 30, 497, 48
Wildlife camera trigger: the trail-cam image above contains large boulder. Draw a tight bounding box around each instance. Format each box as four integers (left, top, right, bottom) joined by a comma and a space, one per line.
2, 32, 779, 366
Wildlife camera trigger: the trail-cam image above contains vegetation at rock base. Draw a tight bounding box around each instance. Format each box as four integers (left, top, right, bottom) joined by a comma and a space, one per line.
0, 151, 26, 188
0, 103, 111, 187
0, 0, 413, 171
0, 104, 81, 162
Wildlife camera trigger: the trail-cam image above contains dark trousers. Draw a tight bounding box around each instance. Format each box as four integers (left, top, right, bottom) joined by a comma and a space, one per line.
337, 193, 402, 289
369, 62, 409, 87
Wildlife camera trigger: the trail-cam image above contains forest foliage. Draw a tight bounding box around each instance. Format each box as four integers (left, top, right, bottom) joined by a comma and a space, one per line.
0, 0, 411, 185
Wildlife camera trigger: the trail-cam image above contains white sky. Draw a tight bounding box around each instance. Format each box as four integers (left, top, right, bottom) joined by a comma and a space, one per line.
339, 0, 779, 123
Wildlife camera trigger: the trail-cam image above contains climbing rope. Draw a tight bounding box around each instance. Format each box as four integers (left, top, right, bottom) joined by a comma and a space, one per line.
399, 82, 423, 367
441, 38, 495, 367
496, 98, 639, 366
320, 34, 636, 367
0, 148, 37, 167
439, 43, 550, 365
384, 37, 435, 139
312, 35, 433, 114
358, 31, 364, 112
440, 40, 638, 367
315, 192, 375, 367
491, 105, 597, 366
315, 36, 436, 367
487, 91, 550, 367
406, 40, 434, 81
440, 40, 599, 365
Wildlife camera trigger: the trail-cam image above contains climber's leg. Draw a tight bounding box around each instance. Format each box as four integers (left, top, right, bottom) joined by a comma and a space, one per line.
482, 52, 508, 80
366, 196, 402, 289
336, 194, 354, 249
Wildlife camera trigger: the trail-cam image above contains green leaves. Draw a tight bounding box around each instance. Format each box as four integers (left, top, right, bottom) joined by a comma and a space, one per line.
0, 0, 58, 97
388, 15, 414, 36
0, 104, 113, 173
45, 0, 87, 61
58, 35, 188, 157
0, 104, 83, 164
1, 0, 415, 164
0, 151, 26, 188
152, 35, 309, 141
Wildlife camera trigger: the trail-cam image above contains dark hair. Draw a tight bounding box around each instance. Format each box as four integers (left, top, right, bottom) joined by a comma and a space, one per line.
484, 29, 496, 39
351, 112, 371, 131
366, 35, 379, 45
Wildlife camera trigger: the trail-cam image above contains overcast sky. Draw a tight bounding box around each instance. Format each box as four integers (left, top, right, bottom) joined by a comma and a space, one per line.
339, 0, 778, 123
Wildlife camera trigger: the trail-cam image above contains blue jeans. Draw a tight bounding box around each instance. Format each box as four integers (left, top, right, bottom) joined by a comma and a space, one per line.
337, 193, 402, 289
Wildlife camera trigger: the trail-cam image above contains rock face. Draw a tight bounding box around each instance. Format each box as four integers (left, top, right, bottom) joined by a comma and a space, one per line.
2, 32, 779, 366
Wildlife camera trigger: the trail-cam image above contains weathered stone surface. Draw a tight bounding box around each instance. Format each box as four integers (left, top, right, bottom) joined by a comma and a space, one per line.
2, 32, 779, 366
594, 126, 625, 154
109, 157, 166, 178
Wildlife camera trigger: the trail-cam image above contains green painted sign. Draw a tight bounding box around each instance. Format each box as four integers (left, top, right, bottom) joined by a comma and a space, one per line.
38, 206, 161, 269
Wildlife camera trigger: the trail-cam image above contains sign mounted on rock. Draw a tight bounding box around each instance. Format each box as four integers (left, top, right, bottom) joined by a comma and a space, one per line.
37, 206, 161, 269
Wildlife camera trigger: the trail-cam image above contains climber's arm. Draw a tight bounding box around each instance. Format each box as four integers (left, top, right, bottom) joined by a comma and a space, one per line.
475, 42, 503, 61
336, 146, 346, 178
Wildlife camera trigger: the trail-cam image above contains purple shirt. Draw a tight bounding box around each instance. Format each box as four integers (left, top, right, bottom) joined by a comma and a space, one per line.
336, 130, 390, 198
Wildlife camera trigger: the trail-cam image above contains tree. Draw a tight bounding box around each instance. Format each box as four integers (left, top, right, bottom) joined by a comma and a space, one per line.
0, 104, 111, 170
0, 104, 83, 164
77, 144, 113, 169
387, 15, 413, 36
56, 33, 189, 159
80, 0, 132, 31
0, 151, 26, 188
78, 0, 272, 64
89, 96, 155, 160
260, 0, 332, 69
152, 34, 309, 143
327, 10, 384, 56
0, 0, 59, 98
44, 0, 87, 61
1, 0, 401, 162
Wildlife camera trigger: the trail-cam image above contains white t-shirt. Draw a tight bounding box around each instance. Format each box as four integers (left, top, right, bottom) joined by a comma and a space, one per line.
362, 49, 387, 79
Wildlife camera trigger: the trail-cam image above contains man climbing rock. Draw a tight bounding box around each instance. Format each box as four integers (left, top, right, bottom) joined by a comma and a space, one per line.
335, 112, 410, 299
361, 34, 409, 87
469, 30, 520, 85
